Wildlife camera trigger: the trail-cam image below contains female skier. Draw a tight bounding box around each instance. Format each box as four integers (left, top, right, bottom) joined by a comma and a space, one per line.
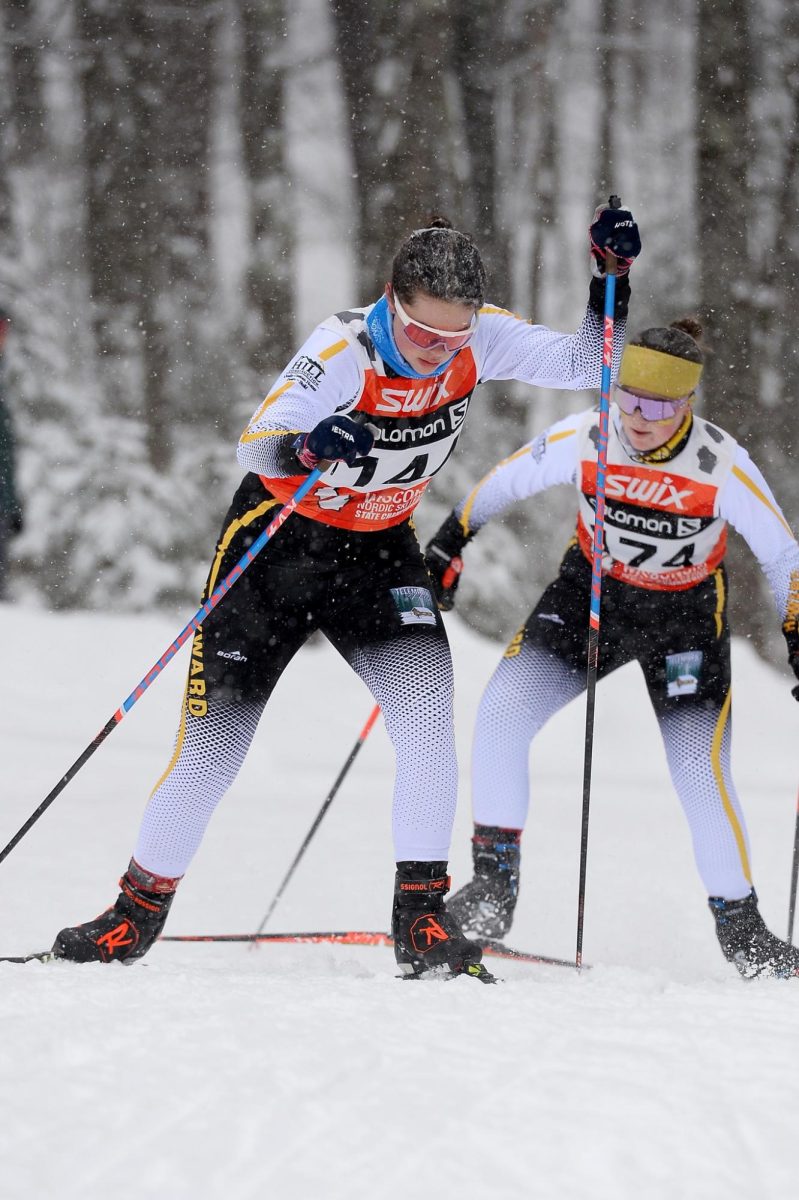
52, 206, 640, 980
425, 318, 799, 979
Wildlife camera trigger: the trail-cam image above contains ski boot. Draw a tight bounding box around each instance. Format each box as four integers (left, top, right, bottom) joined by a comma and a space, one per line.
392, 861, 492, 982
709, 890, 799, 979
447, 825, 521, 939
53, 859, 181, 964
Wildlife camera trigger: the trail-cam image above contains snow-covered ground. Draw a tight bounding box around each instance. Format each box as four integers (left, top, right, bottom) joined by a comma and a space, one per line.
2, 601, 798, 1199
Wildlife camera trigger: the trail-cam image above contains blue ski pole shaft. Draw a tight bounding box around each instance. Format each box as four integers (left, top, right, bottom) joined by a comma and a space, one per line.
575, 227, 619, 969
0, 468, 323, 868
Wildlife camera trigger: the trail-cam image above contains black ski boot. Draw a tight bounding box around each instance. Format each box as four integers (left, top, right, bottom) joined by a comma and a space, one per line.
392, 861, 492, 981
447, 825, 521, 939
53, 859, 181, 964
709, 890, 799, 979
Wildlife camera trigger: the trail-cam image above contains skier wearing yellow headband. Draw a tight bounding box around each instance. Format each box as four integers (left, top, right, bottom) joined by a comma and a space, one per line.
424, 318, 799, 978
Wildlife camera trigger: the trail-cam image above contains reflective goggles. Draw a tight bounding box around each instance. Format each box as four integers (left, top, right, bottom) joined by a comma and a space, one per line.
392, 291, 477, 352
614, 385, 692, 423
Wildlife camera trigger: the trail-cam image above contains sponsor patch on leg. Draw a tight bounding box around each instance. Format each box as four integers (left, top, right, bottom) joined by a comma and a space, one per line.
665, 649, 703, 697
390, 586, 437, 626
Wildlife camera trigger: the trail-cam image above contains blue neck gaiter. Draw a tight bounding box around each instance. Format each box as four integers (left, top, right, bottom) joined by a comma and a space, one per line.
366, 295, 457, 380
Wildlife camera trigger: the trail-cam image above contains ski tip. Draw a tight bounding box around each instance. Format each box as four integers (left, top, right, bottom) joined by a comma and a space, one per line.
464, 960, 499, 984
0, 950, 57, 965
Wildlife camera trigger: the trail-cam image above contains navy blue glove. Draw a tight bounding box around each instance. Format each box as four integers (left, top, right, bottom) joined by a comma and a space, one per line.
294, 416, 375, 470
590, 199, 641, 277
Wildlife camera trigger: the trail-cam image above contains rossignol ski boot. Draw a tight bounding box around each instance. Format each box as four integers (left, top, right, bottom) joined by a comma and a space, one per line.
392, 861, 492, 982
53, 859, 180, 964
447, 825, 521, 939
709, 890, 799, 979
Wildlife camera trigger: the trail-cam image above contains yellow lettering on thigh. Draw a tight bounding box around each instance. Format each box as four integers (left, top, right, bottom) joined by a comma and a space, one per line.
712, 568, 726, 639
503, 628, 524, 659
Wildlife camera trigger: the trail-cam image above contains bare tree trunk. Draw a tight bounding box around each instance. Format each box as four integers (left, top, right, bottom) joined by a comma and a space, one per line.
240, 0, 294, 377
330, 0, 467, 301
751, 1, 799, 526
697, 0, 771, 654
79, 0, 215, 471
284, 0, 357, 333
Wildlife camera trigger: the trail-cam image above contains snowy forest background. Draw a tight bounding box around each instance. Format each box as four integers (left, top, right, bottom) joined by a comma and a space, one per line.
1, 0, 798, 663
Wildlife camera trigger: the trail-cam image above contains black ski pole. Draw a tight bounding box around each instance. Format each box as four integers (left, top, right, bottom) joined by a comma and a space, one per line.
251, 703, 382, 937
575, 211, 619, 969
0, 468, 324, 869
787, 785, 799, 943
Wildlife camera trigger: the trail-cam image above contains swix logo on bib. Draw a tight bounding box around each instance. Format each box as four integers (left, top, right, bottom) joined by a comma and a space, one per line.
584, 462, 716, 515
363, 359, 475, 418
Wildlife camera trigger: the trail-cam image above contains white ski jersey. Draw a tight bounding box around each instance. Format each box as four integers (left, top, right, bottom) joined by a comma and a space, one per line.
237, 300, 623, 531
456, 406, 799, 620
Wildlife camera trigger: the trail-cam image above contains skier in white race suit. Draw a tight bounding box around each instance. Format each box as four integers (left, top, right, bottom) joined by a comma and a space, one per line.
425, 317, 799, 978
52, 206, 641, 979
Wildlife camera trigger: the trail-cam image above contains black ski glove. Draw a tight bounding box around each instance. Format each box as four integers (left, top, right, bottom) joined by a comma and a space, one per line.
587, 198, 639, 320
589, 199, 641, 277
424, 513, 473, 611
10, 508, 23, 536
588, 273, 631, 320
783, 620, 799, 701
293, 415, 375, 470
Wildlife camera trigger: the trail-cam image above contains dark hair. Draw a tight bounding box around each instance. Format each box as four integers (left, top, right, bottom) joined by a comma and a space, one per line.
391, 215, 486, 308
632, 317, 704, 363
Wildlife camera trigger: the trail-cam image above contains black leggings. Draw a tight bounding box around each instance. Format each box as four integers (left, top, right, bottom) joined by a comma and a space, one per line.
134, 474, 458, 876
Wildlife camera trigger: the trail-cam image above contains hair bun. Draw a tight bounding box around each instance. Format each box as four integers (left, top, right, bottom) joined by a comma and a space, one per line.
426, 215, 454, 231
670, 316, 703, 345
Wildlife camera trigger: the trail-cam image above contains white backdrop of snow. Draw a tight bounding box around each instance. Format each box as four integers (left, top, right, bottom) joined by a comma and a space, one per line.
1, 601, 798, 1199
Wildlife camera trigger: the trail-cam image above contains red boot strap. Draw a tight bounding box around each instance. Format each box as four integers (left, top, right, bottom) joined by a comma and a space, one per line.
128, 858, 182, 895
119, 878, 165, 914
473, 828, 521, 848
